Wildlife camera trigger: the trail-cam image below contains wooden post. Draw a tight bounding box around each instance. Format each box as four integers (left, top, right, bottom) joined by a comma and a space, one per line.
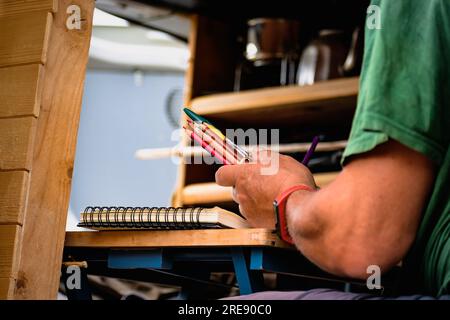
0, 0, 94, 299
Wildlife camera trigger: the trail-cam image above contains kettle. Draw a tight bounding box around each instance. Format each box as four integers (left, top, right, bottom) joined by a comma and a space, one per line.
297, 27, 363, 86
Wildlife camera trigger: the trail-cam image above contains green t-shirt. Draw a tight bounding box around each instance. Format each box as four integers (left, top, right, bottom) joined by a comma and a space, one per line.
341, 0, 449, 296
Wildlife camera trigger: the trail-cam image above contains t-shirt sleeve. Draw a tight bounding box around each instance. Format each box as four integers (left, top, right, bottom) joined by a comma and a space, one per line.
341, 0, 450, 166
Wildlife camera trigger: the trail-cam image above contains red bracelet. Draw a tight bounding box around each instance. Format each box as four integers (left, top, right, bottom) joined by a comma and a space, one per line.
273, 185, 315, 244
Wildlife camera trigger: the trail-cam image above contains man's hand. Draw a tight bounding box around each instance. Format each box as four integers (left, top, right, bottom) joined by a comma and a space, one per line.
215, 150, 316, 228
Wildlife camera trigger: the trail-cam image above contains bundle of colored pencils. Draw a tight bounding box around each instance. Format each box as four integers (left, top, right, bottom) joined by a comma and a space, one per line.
182, 108, 320, 166
183, 108, 250, 165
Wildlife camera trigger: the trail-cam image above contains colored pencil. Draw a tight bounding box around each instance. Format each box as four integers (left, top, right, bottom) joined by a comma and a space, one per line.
183, 108, 250, 159
183, 127, 232, 165
302, 136, 320, 166
187, 119, 249, 161
186, 120, 238, 164
184, 108, 211, 125
186, 119, 242, 162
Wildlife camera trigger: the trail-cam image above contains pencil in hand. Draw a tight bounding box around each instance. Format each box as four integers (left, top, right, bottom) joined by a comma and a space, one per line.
185, 120, 238, 164
302, 136, 320, 166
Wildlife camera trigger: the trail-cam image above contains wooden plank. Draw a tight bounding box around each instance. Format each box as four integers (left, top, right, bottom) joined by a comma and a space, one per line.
65, 228, 289, 248
190, 77, 359, 126
136, 140, 347, 160
14, 0, 95, 300
0, 225, 21, 279
0, 0, 57, 17
0, 277, 15, 299
0, 117, 36, 171
0, 171, 29, 225
182, 182, 233, 205
0, 10, 52, 67
0, 64, 44, 118
180, 172, 339, 205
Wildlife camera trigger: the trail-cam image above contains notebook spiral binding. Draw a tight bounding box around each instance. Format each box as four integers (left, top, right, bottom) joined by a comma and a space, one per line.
80, 206, 206, 230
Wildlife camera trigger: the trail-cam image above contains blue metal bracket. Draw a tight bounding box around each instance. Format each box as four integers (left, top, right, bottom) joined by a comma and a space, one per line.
231, 248, 264, 295
106, 247, 268, 296
108, 249, 173, 269
250, 247, 314, 275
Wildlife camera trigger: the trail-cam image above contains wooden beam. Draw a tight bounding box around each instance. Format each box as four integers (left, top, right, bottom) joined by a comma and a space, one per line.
65, 229, 289, 248
0, 277, 15, 299
0, 171, 29, 225
13, 0, 95, 300
0, 117, 36, 171
0, 64, 44, 118
0, 10, 52, 67
0, 225, 21, 279
0, 0, 57, 17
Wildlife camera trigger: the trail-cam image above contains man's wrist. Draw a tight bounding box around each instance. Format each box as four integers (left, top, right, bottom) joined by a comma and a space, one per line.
274, 184, 315, 244
284, 186, 316, 240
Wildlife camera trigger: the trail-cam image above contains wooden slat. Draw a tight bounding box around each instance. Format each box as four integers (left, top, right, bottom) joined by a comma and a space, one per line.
190, 77, 359, 126
0, 10, 52, 67
0, 171, 29, 225
0, 64, 44, 118
182, 182, 233, 205
0, 225, 21, 279
0, 117, 36, 171
181, 172, 339, 205
0, 0, 57, 17
65, 228, 288, 248
14, 0, 95, 300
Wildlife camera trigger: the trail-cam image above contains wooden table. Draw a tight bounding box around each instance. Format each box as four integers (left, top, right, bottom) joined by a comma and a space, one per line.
63, 229, 358, 299
65, 228, 288, 248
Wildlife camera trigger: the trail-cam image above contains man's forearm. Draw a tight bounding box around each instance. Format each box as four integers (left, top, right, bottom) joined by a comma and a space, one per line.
283, 141, 434, 279
215, 141, 433, 279
284, 182, 381, 278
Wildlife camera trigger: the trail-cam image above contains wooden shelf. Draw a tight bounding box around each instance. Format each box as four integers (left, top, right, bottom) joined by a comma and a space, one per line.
190, 77, 359, 126
182, 172, 339, 205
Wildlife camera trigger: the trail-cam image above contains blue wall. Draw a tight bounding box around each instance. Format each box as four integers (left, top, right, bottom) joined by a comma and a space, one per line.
68, 70, 184, 229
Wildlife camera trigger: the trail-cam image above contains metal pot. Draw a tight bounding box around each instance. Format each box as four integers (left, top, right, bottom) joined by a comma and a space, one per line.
245, 18, 302, 63
297, 29, 349, 86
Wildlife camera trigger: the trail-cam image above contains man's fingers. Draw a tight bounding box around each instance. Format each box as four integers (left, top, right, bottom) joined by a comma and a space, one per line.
215, 165, 241, 186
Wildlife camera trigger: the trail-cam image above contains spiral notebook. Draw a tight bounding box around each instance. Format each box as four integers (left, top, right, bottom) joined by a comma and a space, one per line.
78, 206, 250, 230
